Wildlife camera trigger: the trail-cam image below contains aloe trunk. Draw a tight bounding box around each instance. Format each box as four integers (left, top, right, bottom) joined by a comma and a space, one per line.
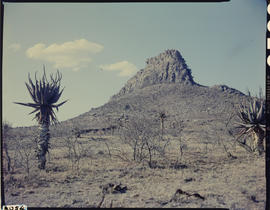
3, 142, 11, 172
252, 128, 265, 155
160, 118, 164, 136
159, 112, 166, 137
37, 118, 50, 169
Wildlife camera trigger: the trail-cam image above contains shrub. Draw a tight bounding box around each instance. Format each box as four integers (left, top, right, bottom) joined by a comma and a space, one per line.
63, 129, 89, 174
119, 115, 171, 168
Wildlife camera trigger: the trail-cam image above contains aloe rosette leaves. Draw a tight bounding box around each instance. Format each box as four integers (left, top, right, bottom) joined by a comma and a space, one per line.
236, 98, 265, 155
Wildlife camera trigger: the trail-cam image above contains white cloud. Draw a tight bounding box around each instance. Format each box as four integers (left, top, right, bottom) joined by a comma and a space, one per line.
8, 43, 21, 52
100, 61, 138, 77
26, 39, 104, 71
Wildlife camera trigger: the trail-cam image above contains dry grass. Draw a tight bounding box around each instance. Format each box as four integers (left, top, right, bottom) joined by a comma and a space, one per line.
3, 133, 266, 209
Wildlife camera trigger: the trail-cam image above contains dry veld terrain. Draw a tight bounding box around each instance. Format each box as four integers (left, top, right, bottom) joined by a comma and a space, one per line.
2, 50, 266, 209
3, 132, 266, 209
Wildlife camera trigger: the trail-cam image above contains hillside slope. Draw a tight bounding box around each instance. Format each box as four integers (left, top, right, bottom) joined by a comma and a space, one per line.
49, 50, 246, 139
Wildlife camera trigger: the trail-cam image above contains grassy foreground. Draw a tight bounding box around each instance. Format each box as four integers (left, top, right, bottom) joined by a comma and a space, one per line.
3, 133, 265, 209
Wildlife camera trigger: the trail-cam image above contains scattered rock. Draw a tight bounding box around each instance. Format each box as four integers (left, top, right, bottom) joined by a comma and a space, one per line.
101, 183, 127, 194
97, 151, 104, 155
194, 169, 200, 173
170, 188, 205, 202
72, 199, 83, 204
184, 178, 195, 183
118, 170, 129, 178
11, 192, 20, 196
63, 204, 72, 208
170, 163, 188, 170
249, 195, 259, 203
227, 152, 237, 160
160, 201, 169, 206
17, 183, 25, 188
192, 193, 205, 200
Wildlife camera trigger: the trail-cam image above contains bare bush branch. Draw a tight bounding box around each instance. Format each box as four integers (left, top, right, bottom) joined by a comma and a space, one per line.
119, 115, 171, 168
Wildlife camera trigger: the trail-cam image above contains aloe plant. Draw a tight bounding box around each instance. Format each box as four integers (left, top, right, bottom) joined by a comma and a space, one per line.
159, 111, 167, 136
14, 67, 67, 169
236, 97, 265, 155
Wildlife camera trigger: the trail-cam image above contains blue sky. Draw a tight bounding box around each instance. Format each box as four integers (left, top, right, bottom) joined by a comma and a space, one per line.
2, 0, 266, 127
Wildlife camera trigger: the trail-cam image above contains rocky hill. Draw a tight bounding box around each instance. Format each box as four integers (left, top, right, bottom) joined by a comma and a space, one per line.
12, 49, 248, 141
44, 49, 246, 139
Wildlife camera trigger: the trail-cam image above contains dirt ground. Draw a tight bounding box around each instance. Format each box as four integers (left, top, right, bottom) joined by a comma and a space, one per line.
3, 134, 266, 209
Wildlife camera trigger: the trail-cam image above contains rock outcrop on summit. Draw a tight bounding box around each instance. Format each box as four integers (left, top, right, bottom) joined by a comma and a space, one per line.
112, 50, 196, 99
